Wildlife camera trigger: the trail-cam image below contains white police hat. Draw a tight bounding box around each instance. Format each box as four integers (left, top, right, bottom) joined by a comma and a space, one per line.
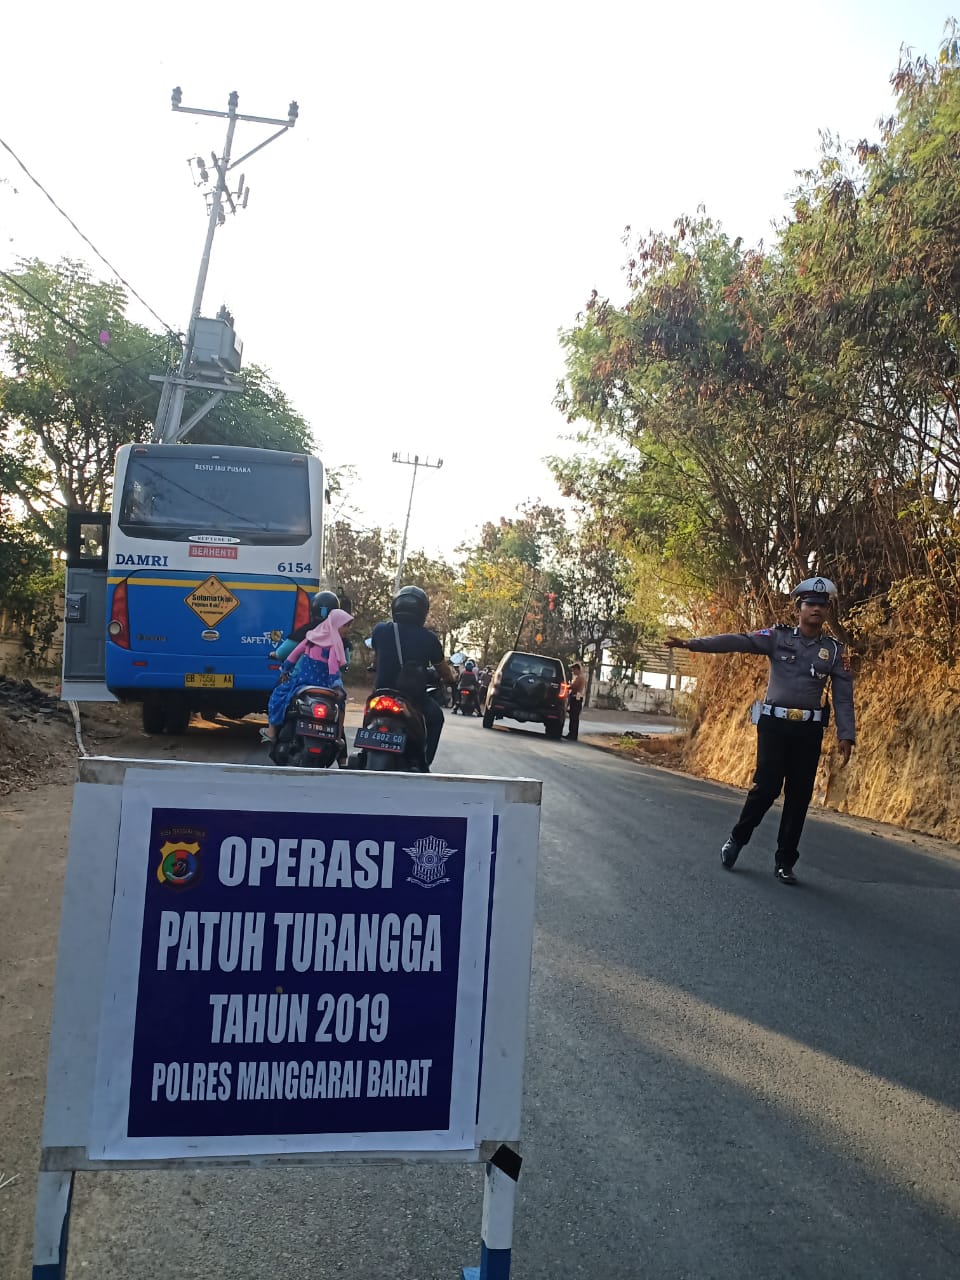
790, 576, 837, 602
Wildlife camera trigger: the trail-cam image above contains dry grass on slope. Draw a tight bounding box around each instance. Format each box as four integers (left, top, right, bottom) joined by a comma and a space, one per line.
680, 645, 960, 844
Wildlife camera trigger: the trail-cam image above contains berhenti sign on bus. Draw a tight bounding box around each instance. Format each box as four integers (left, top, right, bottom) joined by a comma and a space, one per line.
90, 775, 494, 1159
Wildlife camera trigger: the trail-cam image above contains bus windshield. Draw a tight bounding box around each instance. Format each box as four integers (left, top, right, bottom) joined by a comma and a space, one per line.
117, 454, 312, 544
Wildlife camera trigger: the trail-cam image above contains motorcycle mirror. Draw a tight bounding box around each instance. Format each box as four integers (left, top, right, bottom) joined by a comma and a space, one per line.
364, 636, 373, 649
450, 652, 464, 665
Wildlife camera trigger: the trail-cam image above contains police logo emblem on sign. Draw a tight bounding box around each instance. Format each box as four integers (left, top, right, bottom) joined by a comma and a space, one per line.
156, 839, 202, 889
404, 836, 457, 888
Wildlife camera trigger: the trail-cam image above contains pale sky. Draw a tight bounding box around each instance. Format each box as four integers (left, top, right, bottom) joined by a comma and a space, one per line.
1, 2, 954, 561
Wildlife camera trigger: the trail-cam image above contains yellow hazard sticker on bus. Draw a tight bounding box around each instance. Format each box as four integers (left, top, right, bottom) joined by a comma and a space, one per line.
185, 575, 240, 626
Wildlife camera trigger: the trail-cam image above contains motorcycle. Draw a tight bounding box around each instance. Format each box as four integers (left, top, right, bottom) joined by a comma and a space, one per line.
452, 684, 480, 716
268, 685, 348, 768
425, 664, 450, 708
353, 688, 431, 772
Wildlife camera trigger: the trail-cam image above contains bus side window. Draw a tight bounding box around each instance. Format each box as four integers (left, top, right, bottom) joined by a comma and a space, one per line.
66, 511, 109, 569
81, 524, 104, 558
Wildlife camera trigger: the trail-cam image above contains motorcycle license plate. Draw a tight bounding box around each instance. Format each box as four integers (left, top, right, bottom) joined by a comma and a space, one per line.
355, 727, 407, 753
184, 672, 234, 688
296, 718, 337, 739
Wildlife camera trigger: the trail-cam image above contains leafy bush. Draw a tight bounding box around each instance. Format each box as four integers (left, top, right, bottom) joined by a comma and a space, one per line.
0, 517, 63, 667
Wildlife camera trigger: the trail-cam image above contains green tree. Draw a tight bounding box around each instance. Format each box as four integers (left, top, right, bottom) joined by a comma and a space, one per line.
458, 506, 566, 661
0, 258, 165, 536
554, 28, 960, 647
398, 550, 466, 654
0, 259, 318, 546
327, 523, 465, 662
327, 521, 397, 642
185, 363, 313, 453
552, 510, 632, 696
0, 510, 63, 665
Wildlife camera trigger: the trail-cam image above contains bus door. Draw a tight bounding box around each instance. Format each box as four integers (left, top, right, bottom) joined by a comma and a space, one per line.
62, 511, 117, 702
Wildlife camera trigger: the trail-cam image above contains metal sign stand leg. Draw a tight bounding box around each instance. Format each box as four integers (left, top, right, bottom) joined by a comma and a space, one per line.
462, 1149, 521, 1279
32, 1170, 74, 1279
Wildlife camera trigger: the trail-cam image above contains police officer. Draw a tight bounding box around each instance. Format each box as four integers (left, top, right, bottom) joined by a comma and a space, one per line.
665, 576, 855, 885
566, 662, 586, 740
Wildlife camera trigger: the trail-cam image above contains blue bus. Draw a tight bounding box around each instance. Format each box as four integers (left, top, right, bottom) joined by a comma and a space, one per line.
102, 442, 326, 734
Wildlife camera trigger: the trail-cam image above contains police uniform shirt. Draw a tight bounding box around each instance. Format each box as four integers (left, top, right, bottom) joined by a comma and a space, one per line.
686, 625, 856, 741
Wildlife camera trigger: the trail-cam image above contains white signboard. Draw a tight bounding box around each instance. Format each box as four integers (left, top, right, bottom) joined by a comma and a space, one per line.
91, 771, 495, 1160
39, 759, 540, 1170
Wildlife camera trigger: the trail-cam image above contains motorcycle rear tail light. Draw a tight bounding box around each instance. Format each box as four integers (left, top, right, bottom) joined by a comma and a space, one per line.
109, 581, 130, 648
368, 694, 404, 714
311, 701, 330, 719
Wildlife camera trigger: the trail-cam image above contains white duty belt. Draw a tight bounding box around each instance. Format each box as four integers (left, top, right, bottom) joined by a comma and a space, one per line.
762, 703, 823, 723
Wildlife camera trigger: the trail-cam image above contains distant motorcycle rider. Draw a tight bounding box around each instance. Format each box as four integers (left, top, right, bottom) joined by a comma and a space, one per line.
369, 586, 455, 766
452, 659, 482, 715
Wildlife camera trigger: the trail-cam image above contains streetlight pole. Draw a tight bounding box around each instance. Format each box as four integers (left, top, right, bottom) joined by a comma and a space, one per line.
391, 452, 443, 591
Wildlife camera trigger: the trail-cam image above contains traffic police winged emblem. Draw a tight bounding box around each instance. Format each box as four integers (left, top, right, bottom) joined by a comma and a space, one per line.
404, 836, 457, 888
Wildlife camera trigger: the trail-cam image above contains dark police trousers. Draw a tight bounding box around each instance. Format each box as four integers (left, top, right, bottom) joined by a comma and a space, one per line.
731, 716, 823, 868
567, 695, 583, 740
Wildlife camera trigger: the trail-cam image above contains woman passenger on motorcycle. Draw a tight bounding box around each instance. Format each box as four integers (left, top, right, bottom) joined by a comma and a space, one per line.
271, 590, 341, 663
261, 608, 353, 743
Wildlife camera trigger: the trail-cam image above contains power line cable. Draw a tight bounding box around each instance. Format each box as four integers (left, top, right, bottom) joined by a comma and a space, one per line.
0, 135, 179, 337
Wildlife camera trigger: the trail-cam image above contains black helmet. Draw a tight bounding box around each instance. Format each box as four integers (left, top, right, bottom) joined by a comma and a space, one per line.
391, 585, 429, 625
310, 590, 340, 621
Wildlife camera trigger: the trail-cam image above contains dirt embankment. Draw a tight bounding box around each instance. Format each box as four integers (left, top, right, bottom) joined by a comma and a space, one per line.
680, 644, 960, 844
0, 677, 139, 796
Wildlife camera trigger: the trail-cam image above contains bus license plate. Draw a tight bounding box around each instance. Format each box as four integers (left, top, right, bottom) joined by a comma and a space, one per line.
184, 673, 234, 689
296, 718, 337, 739
355, 727, 407, 753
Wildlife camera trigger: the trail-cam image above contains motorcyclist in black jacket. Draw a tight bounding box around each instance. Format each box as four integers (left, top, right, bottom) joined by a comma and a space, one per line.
369, 586, 455, 765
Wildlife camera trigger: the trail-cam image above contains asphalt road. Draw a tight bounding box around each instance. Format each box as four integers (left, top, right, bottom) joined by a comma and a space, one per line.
20, 708, 960, 1277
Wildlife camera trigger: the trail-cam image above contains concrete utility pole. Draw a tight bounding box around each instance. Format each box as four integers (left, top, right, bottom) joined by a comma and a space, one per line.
392, 452, 443, 591
152, 88, 299, 443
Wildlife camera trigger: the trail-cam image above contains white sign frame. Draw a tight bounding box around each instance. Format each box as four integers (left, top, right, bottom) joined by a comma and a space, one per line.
39, 757, 541, 1173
